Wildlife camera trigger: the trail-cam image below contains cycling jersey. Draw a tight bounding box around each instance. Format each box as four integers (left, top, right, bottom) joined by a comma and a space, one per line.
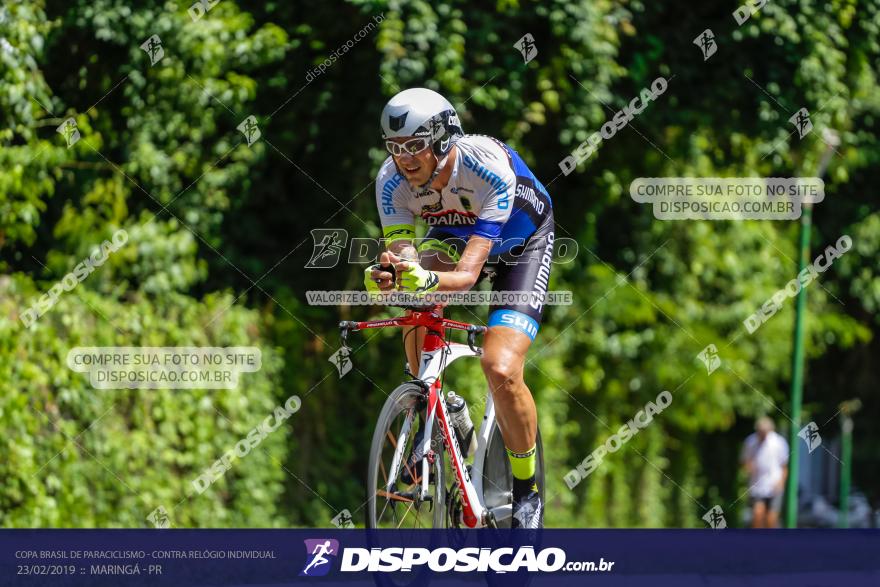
375, 135, 553, 255
374, 134, 555, 340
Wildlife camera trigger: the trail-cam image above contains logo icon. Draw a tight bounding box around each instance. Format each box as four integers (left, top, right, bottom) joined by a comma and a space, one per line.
305, 229, 348, 268
140, 35, 164, 66
694, 29, 716, 61
427, 115, 444, 138
789, 108, 813, 139
798, 421, 821, 453
146, 506, 172, 528
514, 33, 538, 64
330, 509, 355, 529
696, 344, 721, 375
389, 112, 408, 132
300, 539, 339, 577
420, 200, 443, 214
329, 347, 352, 378
237, 115, 261, 146
702, 505, 727, 529
56, 118, 81, 148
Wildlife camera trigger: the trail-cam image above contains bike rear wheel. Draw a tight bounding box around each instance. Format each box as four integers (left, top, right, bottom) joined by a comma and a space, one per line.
367, 382, 446, 529
482, 422, 545, 528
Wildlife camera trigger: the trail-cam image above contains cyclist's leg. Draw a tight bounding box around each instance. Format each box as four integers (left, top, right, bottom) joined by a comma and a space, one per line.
480, 213, 553, 528
401, 232, 463, 375
482, 217, 553, 451
481, 325, 537, 451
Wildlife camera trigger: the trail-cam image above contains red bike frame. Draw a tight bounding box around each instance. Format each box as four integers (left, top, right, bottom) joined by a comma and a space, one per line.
341, 306, 489, 527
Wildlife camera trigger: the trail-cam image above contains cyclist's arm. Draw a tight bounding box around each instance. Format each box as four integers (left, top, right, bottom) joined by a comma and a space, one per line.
432, 235, 491, 291
386, 233, 418, 262
374, 161, 418, 288
391, 235, 490, 292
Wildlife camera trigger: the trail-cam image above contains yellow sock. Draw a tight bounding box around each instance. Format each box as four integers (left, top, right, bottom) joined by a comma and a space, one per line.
506, 445, 536, 481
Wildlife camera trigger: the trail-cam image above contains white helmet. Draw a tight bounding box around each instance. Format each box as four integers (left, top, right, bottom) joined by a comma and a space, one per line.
380, 87, 464, 157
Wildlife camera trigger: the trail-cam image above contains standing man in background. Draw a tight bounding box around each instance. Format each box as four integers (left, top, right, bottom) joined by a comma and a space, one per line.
741, 417, 790, 528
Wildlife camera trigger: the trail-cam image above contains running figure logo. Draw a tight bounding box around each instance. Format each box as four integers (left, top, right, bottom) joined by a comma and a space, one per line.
300, 539, 339, 577
237, 115, 262, 146
702, 505, 727, 529
306, 229, 348, 268
140, 34, 165, 66
514, 33, 538, 64
329, 347, 352, 378
56, 118, 81, 148
798, 421, 822, 453
789, 108, 813, 139
696, 344, 721, 375
693, 29, 716, 61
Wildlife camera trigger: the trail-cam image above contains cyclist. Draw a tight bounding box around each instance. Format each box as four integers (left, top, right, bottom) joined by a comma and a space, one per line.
364, 87, 554, 529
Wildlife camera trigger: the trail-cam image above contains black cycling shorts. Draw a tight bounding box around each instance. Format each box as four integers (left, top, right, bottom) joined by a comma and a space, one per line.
421, 209, 555, 341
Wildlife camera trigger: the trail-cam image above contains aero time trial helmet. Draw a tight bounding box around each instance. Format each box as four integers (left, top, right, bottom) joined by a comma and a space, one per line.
380, 88, 464, 158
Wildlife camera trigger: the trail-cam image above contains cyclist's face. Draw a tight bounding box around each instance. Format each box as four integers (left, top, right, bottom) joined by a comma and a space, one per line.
389, 137, 436, 185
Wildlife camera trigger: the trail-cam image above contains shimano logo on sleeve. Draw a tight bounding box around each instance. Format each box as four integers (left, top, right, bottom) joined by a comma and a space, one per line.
462, 154, 509, 207
381, 174, 405, 214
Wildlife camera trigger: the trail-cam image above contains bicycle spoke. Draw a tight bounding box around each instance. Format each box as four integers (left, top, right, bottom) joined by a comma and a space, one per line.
396, 502, 417, 528
402, 459, 420, 486
377, 493, 393, 522
376, 490, 413, 503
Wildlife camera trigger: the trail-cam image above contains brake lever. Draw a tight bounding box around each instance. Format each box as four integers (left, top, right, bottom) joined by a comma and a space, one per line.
338, 320, 357, 349
467, 325, 486, 355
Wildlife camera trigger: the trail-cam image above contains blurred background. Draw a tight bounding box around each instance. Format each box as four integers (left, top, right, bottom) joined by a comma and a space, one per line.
1, 0, 878, 528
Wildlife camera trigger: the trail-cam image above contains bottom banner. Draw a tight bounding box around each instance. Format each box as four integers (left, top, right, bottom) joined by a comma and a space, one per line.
2, 529, 877, 586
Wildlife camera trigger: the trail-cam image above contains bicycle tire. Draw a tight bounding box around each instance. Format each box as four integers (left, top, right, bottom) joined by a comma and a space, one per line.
481, 422, 545, 528
366, 382, 446, 529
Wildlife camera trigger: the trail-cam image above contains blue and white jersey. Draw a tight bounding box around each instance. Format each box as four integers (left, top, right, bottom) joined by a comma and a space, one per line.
375, 134, 552, 254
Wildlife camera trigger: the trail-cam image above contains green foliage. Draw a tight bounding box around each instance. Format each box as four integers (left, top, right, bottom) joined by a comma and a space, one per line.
1, 275, 286, 527
1, 0, 878, 527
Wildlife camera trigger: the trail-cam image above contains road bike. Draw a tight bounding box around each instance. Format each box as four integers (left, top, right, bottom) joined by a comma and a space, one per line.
339, 304, 545, 529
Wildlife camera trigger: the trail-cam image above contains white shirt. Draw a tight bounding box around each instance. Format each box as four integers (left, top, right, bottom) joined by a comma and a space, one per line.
741, 431, 790, 498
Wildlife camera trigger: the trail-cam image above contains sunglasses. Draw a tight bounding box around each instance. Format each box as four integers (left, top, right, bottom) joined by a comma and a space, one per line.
385, 137, 430, 156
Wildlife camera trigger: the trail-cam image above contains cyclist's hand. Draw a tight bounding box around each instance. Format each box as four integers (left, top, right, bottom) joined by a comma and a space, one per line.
395, 257, 440, 293
365, 251, 396, 292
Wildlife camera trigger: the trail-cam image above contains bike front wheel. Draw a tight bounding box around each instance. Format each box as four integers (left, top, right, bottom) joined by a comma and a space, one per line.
366, 382, 446, 529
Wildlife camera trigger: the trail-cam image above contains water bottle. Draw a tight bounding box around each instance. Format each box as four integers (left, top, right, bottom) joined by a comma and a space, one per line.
446, 391, 475, 458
